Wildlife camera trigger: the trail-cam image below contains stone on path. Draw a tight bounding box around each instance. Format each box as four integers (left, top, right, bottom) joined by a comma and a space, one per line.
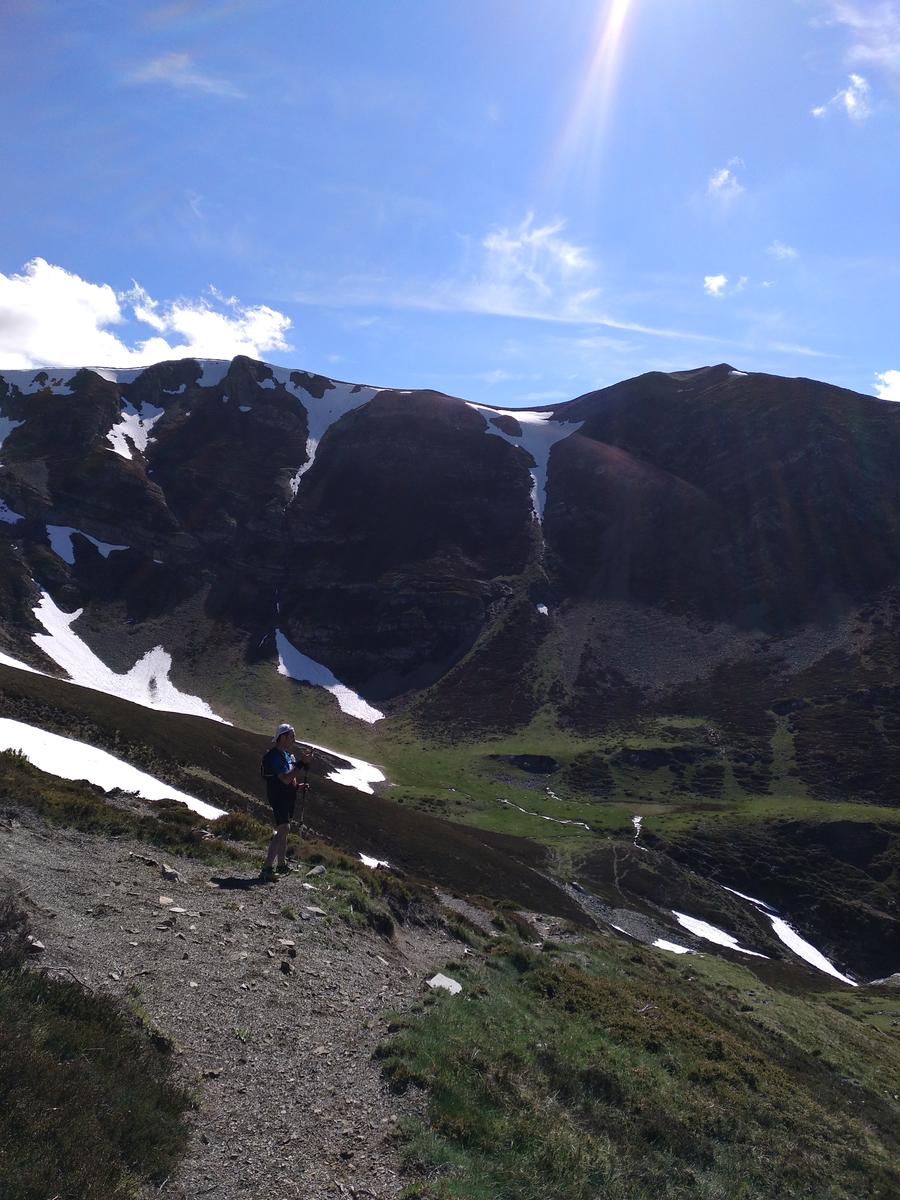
426, 973, 462, 995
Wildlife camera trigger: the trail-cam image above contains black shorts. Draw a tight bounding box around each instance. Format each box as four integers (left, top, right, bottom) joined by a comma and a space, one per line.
269, 788, 296, 826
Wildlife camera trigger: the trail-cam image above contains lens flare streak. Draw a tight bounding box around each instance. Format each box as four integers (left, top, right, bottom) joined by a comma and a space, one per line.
553, 0, 637, 178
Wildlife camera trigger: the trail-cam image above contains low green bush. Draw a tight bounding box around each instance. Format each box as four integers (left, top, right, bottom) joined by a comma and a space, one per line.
0, 900, 191, 1200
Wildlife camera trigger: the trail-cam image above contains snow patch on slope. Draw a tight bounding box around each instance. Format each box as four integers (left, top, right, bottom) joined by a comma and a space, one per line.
47, 525, 128, 564
107, 401, 164, 459
0, 649, 40, 674
0, 415, 25, 451
275, 630, 384, 722
31, 590, 226, 722
0, 498, 23, 523
767, 915, 857, 985
263, 370, 381, 492
301, 738, 386, 794
653, 939, 694, 955
724, 885, 857, 985
673, 911, 768, 958
0, 718, 224, 819
195, 360, 232, 388
466, 403, 582, 520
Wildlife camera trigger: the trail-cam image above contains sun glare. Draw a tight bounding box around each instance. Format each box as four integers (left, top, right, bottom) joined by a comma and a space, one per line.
550, 0, 637, 185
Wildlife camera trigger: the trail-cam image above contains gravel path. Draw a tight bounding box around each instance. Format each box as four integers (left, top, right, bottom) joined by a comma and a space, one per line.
1, 807, 459, 1199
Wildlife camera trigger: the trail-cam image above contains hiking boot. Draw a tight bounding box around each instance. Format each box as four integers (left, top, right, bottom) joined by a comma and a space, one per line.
276, 861, 292, 875
259, 865, 278, 883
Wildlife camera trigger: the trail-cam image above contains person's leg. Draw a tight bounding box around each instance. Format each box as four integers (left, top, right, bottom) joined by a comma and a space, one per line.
263, 805, 288, 871
275, 823, 289, 868
263, 824, 280, 869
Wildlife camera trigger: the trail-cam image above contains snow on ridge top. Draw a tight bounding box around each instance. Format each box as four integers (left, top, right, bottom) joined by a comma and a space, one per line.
0, 718, 224, 820
276, 629, 384, 723
262, 368, 382, 494
0, 368, 79, 396
465, 401, 583, 521
31, 590, 228, 722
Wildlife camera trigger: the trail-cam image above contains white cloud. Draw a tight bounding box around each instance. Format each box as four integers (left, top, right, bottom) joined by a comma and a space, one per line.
707, 158, 745, 202
767, 240, 799, 260
0, 258, 292, 369
829, 3, 900, 76
126, 51, 244, 98
874, 368, 900, 399
812, 73, 872, 119
703, 274, 729, 297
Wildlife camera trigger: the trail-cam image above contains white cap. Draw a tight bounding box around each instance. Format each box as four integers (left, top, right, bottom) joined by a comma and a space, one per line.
274, 723, 295, 740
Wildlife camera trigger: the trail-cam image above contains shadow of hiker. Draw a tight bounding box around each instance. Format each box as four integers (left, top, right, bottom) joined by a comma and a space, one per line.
208, 875, 272, 890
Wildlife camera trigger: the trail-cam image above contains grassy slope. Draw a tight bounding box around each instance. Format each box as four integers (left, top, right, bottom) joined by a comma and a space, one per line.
2, 703, 898, 1199
380, 937, 900, 1200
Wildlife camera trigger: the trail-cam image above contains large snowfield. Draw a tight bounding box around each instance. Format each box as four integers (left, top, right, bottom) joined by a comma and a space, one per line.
31, 590, 226, 722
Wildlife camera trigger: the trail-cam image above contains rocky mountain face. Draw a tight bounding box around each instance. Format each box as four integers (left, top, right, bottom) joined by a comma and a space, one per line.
1, 356, 898, 805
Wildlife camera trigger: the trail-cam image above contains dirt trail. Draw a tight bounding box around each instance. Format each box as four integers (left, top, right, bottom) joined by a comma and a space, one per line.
1, 807, 459, 1199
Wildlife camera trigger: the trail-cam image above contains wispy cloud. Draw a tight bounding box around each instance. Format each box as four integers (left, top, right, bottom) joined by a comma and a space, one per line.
0, 258, 291, 369
828, 2, 900, 76
812, 72, 872, 119
767, 240, 799, 260
769, 341, 837, 359
465, 213, 595, 315
126, 51, 244, 98
707, 158, 745, 203
290, 214, 722, 345
874, 367, 900, 398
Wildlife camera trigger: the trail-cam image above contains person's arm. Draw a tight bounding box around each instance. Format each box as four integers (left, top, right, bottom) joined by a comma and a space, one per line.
290, 748, 313, 787
274, 750, 295, 785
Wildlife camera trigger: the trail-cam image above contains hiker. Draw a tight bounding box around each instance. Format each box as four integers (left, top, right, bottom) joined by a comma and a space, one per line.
260, 723, 312, 882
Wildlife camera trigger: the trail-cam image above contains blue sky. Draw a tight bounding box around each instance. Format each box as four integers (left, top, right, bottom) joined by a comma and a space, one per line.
1, 0, 899, 406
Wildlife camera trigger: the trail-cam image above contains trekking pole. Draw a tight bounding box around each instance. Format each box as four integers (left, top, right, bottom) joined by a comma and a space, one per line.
297, 752, 311, 834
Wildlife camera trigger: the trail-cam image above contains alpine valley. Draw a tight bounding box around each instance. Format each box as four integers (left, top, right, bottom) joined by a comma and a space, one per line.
1, 356, 898, 1199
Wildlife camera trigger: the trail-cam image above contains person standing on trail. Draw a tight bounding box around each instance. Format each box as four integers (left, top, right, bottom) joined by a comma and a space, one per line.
260, 723, 312, 882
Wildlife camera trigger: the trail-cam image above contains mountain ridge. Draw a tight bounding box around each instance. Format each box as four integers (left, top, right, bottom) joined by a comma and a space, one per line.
1, 355, 897, 814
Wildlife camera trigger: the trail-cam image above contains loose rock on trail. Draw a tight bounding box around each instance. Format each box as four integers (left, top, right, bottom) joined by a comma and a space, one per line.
1, 807, 463, 1199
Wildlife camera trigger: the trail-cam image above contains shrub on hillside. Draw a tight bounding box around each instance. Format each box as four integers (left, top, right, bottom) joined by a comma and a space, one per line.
0, 898, 192, 1200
